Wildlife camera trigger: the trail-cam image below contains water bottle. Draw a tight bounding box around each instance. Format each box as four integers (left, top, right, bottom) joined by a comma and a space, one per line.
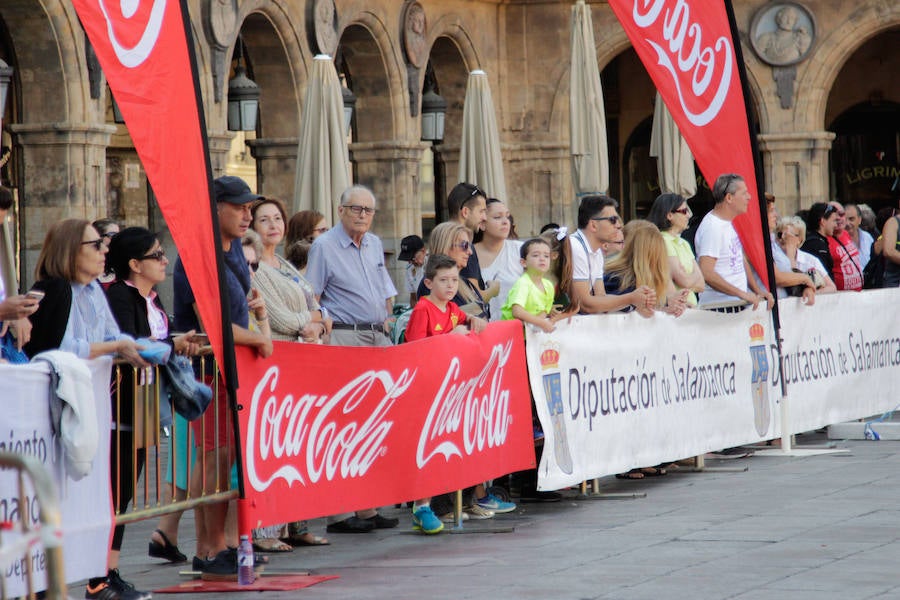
237, 535, 254, 585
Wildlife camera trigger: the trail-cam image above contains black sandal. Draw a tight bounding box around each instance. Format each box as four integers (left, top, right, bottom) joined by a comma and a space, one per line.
149, 529, 187, 563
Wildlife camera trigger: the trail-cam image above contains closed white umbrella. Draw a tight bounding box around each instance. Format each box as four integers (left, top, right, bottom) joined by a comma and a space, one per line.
458, 70, 507, 201
293, 54, 351, 225
570, 0, 608, 195
650, 92, 697, 197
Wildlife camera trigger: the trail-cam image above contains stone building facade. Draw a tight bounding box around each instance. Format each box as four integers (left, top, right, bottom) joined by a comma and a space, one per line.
0, 0, 897, 294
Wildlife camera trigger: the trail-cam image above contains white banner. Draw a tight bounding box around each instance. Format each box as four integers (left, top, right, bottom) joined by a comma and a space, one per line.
1, 358, 113, 597
777, 290, 900, 434
528, 291, 900, 490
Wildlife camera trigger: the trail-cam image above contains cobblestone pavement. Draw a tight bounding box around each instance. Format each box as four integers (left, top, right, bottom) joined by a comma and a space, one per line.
82, 433, 900, 600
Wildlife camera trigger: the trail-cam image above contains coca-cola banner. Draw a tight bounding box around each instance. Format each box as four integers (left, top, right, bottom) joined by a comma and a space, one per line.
71, 0, 225, 367
235, 321, 535, 527
529, 291, 900, 490
529, 308, 776, 491
607, 0, 768, 287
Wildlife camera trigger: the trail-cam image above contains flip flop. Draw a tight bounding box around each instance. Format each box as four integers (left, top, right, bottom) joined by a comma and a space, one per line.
282, 533, 330, 547
252, 537, 294, 553
640, 466, 667, 477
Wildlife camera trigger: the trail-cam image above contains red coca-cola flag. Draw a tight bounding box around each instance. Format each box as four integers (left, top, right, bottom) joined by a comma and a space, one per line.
71, 0, 226, 365
235, 321, 536, 528
608, 0, 769, 287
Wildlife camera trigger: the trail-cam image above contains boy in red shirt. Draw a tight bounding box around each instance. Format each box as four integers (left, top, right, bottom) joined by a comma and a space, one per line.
406, 254, 486, 340
404, 254, 487, 532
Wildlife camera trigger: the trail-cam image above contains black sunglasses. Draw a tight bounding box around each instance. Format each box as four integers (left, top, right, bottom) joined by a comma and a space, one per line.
823, 205, 837, 217
81, 238, 104, 251
591, 215, 621, 225
139, 249, 166, 261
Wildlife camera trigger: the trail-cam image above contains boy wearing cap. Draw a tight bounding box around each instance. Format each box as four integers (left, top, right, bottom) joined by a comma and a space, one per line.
398, 234, 426, 306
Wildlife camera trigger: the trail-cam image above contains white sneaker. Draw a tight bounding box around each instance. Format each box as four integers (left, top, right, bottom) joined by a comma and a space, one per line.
463, 505, 495, 520
439, 511, 470, 523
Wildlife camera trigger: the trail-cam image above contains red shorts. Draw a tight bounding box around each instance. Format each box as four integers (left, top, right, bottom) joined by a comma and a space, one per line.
190, 373, 234, 454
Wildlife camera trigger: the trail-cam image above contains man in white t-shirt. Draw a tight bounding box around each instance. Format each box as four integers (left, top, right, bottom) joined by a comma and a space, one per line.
695, 174, 772, 311
569, 194, 654, 313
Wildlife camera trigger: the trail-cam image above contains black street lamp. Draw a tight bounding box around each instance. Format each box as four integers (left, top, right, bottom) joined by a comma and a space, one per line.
227, 38, 260, 132
420, 68, 446, 142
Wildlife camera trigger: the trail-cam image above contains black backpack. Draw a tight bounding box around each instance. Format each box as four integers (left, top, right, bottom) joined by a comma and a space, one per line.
863, 241, 884, 289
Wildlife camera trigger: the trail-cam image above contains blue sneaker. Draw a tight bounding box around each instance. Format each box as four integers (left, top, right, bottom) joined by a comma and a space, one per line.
476, 493, 516, 514
412, 505, 444, 534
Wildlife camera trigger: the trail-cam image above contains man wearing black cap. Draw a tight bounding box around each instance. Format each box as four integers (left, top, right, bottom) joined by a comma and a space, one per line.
398, 234, 425, 306
172, 175, 273, 579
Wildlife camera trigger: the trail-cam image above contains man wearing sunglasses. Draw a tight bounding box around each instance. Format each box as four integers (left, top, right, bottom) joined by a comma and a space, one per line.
695, 173, 773, 311
569, 194, 654, 314
306, 184, 401, 534
446, 183, 500, 315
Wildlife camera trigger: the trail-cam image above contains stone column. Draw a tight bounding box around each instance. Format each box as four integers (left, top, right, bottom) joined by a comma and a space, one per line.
757, 131, 836, 216
207, 130, 236, 177
349, 140, 429, 287
246, 137, 299, 200
10, 122, 116, 288
501, 142, 570, 237
435, 144, 460, 191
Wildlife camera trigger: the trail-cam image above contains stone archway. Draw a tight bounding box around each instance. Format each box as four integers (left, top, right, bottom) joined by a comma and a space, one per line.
237, 8, 306, 199
1, 0, 112, 288
824, 29, 900, 210
429, 35, 471, 192
337, 13, 412, 251
796, 2, 900, 132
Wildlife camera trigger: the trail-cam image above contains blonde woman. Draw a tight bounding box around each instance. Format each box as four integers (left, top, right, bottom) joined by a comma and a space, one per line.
603, 220, 687, 318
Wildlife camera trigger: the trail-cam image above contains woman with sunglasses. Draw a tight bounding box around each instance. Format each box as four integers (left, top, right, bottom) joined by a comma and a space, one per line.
420, 222, 490, 320
105, 228, 205, 586
25, 219, 146, 363
24, 219, 152, 600
647, 193, 705, 307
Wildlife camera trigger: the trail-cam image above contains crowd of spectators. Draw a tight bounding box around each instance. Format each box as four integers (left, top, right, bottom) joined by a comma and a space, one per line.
2, 172, 898, 599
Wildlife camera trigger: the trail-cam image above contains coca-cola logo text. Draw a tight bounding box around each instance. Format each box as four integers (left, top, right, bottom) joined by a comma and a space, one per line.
245, 366, 414, 491
416, 342, 513, 467
632, 0, 733, 126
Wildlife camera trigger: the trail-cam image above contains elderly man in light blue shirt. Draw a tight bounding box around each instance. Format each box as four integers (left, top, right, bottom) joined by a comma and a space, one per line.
307, 184, 397, 347
305, 184, 401, 534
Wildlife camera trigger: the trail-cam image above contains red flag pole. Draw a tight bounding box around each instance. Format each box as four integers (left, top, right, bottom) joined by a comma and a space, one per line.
723, 0, 790, 447
175, 0, 245, 494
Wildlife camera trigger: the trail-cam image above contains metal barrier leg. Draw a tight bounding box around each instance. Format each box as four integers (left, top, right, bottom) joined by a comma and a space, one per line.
0, 452, 66, 600
447, 489, 514, 535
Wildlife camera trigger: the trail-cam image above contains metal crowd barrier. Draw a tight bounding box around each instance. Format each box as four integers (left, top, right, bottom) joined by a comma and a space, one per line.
0, 452, 65, 600
111, 349, 237, 527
